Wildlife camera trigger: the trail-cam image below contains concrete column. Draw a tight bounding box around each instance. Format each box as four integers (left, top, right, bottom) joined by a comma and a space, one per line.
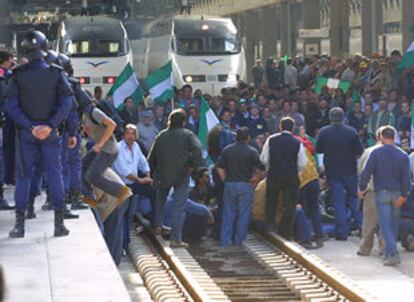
262, 6, 278, 61
244, 11, 258, 82
0, 0, 9, 47
330, 0, 350, 58
280, 0, 297, 56
231, 13, 241, 32
302, 0, 321, 57
361, 0, 383, 56
402, 0, 414, 51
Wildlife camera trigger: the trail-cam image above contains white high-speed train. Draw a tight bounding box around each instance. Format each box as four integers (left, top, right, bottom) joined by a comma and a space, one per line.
132, 15, 247, 95
56, 16, 133, 94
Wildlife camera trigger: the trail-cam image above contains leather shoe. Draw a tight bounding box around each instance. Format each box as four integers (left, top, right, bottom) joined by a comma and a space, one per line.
63, 207, 79, 219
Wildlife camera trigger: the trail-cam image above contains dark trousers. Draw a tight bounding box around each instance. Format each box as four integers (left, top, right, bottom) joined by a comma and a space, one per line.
299, 179, 323, 237
81, 150, 122, 198
3, 115, 15, 185
328, 174, 362, 238
15, 130, 65, 211
62, 133, 81, 194
266, 175, 299, 240
154, 177, 190, 241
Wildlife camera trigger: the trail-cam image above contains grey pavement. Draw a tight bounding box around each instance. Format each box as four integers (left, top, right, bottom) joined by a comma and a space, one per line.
312, 236, 414, 302
0, 190, 131, 302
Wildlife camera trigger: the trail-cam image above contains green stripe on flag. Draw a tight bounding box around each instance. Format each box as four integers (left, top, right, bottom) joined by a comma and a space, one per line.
107, 63, 143, 108
398, 44, 414, 69
198, 96, 219, 159
146, 61, 173, 102
314, 76, 351, 95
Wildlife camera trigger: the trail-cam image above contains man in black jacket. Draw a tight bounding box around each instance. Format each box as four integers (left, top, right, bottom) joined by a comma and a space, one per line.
261, 117, 308, 239
316, 107, 364, 240
148, 109, 202, 248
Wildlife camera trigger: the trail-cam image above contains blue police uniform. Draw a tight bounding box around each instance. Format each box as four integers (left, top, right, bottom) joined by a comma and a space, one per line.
0, 67, 15, 210
61, 78, 84, 203
6, 58, 73, 236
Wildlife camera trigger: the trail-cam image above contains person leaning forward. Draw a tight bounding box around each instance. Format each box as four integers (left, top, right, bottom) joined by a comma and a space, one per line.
261, 117, 308, 240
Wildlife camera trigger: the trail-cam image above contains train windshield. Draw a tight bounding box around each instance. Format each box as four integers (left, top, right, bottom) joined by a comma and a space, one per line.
61, 25, 128, 57
173, 19, 241, 55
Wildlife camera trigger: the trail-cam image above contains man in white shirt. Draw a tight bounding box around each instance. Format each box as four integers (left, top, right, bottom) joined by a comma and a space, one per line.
260, 117, 308, 239
113, 124, 153, 251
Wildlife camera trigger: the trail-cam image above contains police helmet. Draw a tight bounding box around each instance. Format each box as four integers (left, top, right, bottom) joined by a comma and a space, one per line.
21, 31, 48, 60
58, 54, 73, 75
46, 50, 59, 65
77, 89, 93, 113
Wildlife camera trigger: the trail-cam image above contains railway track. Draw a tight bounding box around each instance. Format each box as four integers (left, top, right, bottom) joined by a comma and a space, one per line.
129, 227, 374, 302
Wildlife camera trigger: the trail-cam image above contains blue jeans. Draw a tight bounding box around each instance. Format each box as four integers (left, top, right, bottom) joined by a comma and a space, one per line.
295, 208, 313, 243
122, 194, 153, 251
154, 177, 190, 241
164, 198, 211, 244
104, 199, 129, 265
375, 191, 401, 257
300, 180, 323, 237
328, 175, 362, 238
220, 182, 254, 246
82, 150, 122, 198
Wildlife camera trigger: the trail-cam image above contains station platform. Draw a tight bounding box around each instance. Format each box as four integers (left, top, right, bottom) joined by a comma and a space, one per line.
0, 190, 131, 302
313, 236, 414, 302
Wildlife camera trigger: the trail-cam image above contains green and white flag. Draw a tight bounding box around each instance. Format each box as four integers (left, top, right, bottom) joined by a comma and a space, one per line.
107, 63, 143, 108
198, 97, 219, 158
398, 40, 414, 69
146, 61, 174, 102
314, 76, 351, 95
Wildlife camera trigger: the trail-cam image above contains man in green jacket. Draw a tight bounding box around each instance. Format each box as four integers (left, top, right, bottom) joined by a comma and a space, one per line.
148, 108, 202, 247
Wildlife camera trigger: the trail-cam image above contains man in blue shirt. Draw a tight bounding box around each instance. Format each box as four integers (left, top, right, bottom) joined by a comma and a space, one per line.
316, 107, 364, 240
359, 126, 410, 266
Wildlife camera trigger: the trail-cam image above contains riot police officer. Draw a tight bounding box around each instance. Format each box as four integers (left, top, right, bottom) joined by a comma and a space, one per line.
58, 53, 89, 211
25, 50, 81, 220
0, 50, 15, 210
6, 31, 73, 238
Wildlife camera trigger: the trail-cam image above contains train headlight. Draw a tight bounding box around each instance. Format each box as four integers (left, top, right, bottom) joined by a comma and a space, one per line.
77, 77, 90, 85
103, 76, 117, 84
201, 24, 209, 31
184, 75, 193, 83
227, 74, 237, 82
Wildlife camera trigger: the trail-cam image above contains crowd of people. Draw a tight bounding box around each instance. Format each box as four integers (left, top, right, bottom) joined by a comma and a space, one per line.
1, 29, 414, 268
